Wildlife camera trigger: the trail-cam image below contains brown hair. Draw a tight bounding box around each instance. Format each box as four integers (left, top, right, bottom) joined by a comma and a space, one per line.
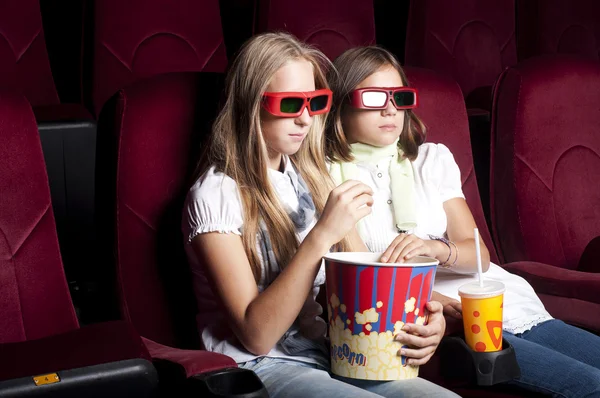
195, 32, 351, 282
326, 46, 426, 162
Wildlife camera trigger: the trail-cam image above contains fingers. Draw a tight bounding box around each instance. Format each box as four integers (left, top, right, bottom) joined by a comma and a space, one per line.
334, 180, 373, 200
399, 320, 443, 339
408, 354, 435, 366
446, 302, 463, 319
352, 192, 375, 209
387, 240, 411, 263
397, 241, 422, 262
401, 349, 435, 366
426, 300, 444, 314
395, 327, 440, 344
398, 345, 436, 363
381, 234, 417, 263
381, 234, 427, 263
333, 179, 364, 192
334, 182, 373, 218
452, 302, 462, 313
380, 234, 407, 262
356, 204, 373, 220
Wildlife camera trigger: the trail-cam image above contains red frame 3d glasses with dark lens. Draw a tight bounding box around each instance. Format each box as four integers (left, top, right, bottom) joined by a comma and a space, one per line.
262, 89, 332, 117
349, 87, 418, 110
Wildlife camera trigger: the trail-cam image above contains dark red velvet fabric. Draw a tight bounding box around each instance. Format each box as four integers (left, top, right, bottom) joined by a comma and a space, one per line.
0, 89, 78, 344
97, 72, 225, 351
502, 262, 600, 304
91, 0, 227, 116
535, 294, 600, 333
517, 0, 600, 61
255, 0, 376, 60
405, 67, 499, 264
0, 321, 150, 382
96, 71, 239, 377
405, 0, 517, 109
502, 261, 600, 331
490, 56, 600, 269
0, 0, 60, 106
102, 73, 198, 347
143, 338, 235, 378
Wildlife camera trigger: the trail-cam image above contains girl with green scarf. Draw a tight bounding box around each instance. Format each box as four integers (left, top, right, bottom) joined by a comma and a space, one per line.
326, 45, 600, 398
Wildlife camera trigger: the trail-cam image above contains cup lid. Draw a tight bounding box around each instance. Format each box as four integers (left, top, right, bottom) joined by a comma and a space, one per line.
458, 281, 505, 299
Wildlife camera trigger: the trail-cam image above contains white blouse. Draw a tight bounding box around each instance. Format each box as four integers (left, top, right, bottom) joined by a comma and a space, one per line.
351, 143, 553, 334
182, 157, 328, 367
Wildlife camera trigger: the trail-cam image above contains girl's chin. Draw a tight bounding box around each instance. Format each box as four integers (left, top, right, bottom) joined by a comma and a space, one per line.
364, 133, 401, 147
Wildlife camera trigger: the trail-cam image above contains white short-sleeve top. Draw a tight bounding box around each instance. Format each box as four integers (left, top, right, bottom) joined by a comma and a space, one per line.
182, 156, 328, 367
350, 143, 552, 334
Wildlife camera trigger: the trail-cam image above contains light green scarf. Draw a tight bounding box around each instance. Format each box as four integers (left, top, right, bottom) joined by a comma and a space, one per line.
329, 139, 417, 232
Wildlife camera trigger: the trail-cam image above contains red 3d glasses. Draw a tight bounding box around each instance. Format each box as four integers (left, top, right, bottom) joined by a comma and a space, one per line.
349, 87, 418, 110
262, 89, 332, 117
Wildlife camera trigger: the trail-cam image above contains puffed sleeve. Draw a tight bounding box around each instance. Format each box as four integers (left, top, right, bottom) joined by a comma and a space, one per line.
183, 166, 244, 244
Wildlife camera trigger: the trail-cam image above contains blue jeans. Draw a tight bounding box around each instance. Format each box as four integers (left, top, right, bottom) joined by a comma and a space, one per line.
240, 357, 459, 398
504, 319, 600, 397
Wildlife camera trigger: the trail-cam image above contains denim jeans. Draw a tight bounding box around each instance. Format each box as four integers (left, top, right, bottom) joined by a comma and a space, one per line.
504, 319, 600, 397
240, 357, 459, 398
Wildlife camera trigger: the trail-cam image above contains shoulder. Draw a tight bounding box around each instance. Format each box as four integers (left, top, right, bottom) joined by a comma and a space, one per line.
183, 166, 244, 243
416, 142, 455, 160
415, 143, 464, 200
188, 166, 240, 204
413, 143, 456, 169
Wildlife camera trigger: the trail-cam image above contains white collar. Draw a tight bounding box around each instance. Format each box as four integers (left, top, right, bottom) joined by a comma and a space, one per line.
267, 155, 298, 189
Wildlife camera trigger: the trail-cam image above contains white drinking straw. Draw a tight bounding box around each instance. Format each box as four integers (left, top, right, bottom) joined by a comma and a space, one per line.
474, 228, 484, 287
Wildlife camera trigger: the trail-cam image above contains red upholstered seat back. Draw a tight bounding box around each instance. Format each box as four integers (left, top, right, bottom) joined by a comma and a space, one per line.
98, 72, 222, 347
517, 0, 600, 61
255, 0, 376, 60
405, 0, 516, 108
91, 0, 227, 115
491, 56, 600, 268
0, 0, 60, 106
0, 89, 78, 344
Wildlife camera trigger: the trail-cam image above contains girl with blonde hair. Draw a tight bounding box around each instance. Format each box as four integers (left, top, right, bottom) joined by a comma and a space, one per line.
183, 33, 456, 398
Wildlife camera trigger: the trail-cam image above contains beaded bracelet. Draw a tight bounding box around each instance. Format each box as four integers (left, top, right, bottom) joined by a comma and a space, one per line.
428, 234, 452, 267
449, 240, 459, 267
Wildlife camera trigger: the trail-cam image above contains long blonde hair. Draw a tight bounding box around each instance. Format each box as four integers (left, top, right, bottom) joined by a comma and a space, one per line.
196, 32, 350, 282
326, 46, 426, 162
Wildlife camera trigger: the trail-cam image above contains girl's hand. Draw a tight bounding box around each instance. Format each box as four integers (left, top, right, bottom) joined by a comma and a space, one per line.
394, 301, 445, 366
380, 233, 446, 263
443, 300, 462, 319
313, 180, 373, 247
431, 291, 462, 319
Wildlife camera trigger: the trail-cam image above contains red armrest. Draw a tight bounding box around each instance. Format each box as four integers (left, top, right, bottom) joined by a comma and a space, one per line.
502, 261, 600, 304
142, 337, 236, 378
0, 321, 150, 382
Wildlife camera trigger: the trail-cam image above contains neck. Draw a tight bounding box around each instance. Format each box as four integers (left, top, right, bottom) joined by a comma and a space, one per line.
267, 150, 284, 171
350, 139, 401, 163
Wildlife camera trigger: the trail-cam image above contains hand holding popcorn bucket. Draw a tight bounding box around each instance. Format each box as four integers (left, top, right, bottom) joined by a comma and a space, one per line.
323, 252, 438, 381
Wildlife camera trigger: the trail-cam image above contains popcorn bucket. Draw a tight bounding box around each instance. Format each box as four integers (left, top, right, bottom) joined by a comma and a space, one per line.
324, 252, 438, 380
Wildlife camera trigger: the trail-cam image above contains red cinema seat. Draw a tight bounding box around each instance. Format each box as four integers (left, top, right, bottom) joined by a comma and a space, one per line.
517, 0, 600, 61
490, 55, 600, 331
90, 0, 228, 116
255, 0, 376, 60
